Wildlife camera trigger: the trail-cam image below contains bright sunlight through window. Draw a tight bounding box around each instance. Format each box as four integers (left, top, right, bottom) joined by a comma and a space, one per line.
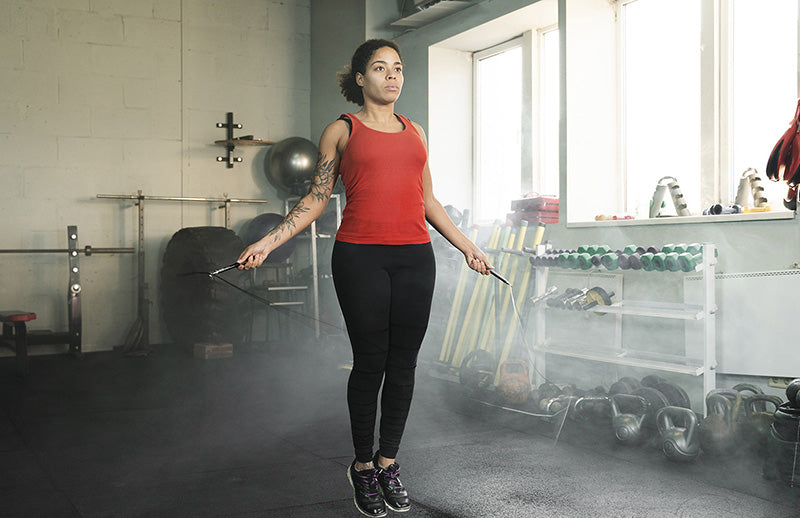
475, 43, 523, 222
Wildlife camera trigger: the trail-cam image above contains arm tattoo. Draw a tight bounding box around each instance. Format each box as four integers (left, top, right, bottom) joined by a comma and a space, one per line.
264, 152, 336, 245
268, 201, 310, 244
309, 152, 336, 203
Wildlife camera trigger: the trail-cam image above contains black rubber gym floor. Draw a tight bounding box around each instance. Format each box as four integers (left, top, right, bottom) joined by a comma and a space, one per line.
1, 340, 798, 517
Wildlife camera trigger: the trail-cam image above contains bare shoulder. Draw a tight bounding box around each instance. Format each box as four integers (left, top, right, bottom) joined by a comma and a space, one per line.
320, 119, 350, 152
408, 119, 428, 147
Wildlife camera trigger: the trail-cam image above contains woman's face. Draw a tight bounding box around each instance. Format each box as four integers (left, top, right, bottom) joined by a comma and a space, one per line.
356, 46, 403, 105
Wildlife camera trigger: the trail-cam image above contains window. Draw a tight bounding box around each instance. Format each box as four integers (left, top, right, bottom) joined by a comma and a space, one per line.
729, 0, 798, 206
621, 0, 700, 216
474, 40, 523, 222
565, 0, 799, 222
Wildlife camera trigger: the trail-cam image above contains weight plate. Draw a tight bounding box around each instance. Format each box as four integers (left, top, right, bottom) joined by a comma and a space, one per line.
633, 387, 671, 429
641, 374, 668, 388
609, 379, 636, 395
655, 381, 691, 409
619, 376, 642, 391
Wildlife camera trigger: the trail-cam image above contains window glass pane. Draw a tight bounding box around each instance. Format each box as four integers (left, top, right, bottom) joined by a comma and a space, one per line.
732, 0, 798, 207
624, 0, 701, 216
476, 46, 522, 221
540, 28, 559, 197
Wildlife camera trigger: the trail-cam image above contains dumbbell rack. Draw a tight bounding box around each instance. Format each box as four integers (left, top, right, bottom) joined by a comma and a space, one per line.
529, 244, 717, 414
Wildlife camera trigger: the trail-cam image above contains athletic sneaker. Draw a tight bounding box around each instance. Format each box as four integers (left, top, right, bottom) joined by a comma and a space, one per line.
347, 461, 387, 517
374, 456, 410, 513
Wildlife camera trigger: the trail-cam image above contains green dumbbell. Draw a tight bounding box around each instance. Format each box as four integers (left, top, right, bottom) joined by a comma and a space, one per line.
677, 252, 702, 272
578, 253, 594, 270
566, 252, 580, 269
651, 252, 667, 271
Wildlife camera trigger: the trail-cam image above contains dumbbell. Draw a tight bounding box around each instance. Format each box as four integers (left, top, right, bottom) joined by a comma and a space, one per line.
703, 203, 743, 215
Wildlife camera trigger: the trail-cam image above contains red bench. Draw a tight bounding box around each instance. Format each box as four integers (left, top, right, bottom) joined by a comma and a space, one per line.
0, 311, 37, 376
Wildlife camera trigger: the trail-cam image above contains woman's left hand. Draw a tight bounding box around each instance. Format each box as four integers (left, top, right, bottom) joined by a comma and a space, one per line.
464, 246, 493, 275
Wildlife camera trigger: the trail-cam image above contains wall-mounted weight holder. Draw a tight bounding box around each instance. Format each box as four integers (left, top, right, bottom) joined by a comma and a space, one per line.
216, 112, 242, 168
214, 111, 274, 168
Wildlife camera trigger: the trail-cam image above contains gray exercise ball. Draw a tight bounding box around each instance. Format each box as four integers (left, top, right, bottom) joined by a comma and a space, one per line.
265, 137, 318, 196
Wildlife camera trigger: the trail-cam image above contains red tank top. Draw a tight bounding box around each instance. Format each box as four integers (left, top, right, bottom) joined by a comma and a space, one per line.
336, 113, 430, 245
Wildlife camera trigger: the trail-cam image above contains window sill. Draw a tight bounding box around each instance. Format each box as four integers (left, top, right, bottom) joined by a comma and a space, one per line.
567, 210, 796, 228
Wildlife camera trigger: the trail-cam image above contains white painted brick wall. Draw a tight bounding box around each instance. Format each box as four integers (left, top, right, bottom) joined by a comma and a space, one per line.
0, 0, 311, 353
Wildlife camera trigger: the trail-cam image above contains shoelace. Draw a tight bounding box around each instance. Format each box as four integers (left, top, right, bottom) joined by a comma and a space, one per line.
379, 467, 403, 491
354, 468, 381, 497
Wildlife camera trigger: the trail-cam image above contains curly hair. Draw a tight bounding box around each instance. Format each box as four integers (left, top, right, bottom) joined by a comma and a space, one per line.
337, 39, 403, 106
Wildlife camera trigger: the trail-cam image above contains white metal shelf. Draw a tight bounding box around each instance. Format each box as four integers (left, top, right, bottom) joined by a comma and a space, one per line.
533, 342, 706, 376
530, 243, 717, 411
584, 300, 705, 320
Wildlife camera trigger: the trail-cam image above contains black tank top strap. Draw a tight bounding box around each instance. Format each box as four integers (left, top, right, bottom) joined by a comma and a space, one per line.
338, 114, 352, 136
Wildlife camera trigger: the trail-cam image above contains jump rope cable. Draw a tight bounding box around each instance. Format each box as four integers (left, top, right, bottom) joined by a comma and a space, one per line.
482, 270, 571, 442
200, 263, 570, 438
200, 262, 555, 385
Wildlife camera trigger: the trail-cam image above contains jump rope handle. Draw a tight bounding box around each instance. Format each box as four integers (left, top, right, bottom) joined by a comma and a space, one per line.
489, 269, 511, 286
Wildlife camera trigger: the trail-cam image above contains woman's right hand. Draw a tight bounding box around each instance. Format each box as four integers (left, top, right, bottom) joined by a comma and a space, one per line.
237, 239, 273, 270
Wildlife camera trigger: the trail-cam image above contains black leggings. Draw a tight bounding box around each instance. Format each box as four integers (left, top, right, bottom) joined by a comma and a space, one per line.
332, 241, 436, 463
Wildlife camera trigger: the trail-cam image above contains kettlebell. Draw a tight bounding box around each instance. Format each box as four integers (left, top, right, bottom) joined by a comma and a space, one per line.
657, 406, 701, 462
741, 394, 783, 454
497, 360, 531, 405
699, 392, 735, 455
785, 378, 800, 408
733, 383, 766, 413
610, 393, 649, 445
574, 395, 611, 421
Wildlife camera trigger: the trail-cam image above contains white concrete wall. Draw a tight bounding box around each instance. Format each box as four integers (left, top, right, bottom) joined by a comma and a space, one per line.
0, 0, 311, 351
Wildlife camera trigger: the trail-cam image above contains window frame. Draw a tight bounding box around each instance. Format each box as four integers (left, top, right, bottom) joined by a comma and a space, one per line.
537, 24, 560, 198
472, 36, 525, 222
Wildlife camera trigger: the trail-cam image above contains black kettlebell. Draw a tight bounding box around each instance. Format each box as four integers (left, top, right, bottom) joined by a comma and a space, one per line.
741, 394, 783, 454
657, 406, 701, 462
733, 383, 766, 413
699, 392, 735, 455
785, 378, 800, 408
610, 393, 649, 445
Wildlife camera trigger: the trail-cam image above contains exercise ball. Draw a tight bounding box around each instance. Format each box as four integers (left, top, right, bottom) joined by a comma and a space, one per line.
265, 137, 318, 196
240, 213, 297, 263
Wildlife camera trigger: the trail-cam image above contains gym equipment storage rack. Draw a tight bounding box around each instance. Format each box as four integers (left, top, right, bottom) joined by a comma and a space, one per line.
529, 244, 717, 414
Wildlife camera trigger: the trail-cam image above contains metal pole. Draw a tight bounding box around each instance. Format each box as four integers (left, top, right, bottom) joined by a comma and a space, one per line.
137, 190, 148, 347
97, 193, 268, 204
67, 226, 82, 357
0, 248, 134, 254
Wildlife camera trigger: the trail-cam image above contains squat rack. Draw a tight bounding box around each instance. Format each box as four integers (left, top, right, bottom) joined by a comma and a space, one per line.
96, 190, 269, 353
0, 225, 134, 363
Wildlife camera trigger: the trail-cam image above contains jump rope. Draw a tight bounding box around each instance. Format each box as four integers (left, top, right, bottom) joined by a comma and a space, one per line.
185, 246, 571, 442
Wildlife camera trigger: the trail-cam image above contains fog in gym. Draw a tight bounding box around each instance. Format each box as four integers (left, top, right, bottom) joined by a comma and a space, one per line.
2, 0, 800, 517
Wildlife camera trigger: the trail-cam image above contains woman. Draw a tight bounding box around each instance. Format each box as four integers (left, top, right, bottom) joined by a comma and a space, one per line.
237, 39, 492, 517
